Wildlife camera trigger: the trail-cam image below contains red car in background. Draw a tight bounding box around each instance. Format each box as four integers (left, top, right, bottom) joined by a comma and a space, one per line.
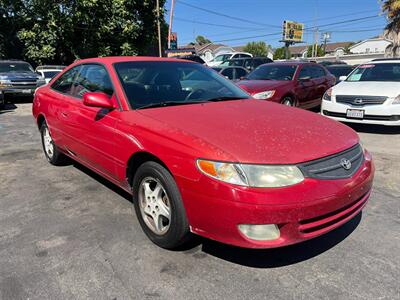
33, 57, 373, 250
238, 61, 335, 109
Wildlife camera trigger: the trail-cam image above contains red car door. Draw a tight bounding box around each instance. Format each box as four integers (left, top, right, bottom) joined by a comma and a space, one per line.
295, 65, 315, 107
60, 64, 120, 179
310, 65, 329, 106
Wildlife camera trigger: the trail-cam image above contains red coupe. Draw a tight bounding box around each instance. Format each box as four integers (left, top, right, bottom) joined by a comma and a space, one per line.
33, 57, 374, 249
238, 61, 335, 109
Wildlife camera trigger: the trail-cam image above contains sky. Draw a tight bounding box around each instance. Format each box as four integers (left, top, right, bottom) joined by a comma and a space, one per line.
164, 0, 387, 49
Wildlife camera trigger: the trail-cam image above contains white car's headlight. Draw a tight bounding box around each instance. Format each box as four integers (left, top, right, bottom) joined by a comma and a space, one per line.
197, 160, 304, 188
393, 94, 400, 104
253, 90, 275, 100
323, 88, 332, 101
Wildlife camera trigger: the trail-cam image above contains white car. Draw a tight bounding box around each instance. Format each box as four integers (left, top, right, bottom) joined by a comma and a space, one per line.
36, 65, 65, 84
321, 59, 400, 126
206, 52, 252, 67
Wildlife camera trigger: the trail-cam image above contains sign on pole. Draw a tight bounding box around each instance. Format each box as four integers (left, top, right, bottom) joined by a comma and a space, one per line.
169, 32, 178, 50
282, 20, 304, 43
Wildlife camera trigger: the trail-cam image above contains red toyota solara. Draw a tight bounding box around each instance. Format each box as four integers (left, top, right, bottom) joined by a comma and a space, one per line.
32, 57, 374, 249
237, 61, 335, 109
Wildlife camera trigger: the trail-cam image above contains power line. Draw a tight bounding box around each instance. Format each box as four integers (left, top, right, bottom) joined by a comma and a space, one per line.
174, 17, 261, 30
175, 0, 281, 28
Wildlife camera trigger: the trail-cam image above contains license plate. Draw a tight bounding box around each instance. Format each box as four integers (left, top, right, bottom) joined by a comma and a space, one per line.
22, 89, 32, 94
346, 109, 364, 119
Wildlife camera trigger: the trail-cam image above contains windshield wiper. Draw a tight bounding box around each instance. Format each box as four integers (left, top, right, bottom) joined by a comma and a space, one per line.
137, 100, 208, 110
205, 96, 248, 102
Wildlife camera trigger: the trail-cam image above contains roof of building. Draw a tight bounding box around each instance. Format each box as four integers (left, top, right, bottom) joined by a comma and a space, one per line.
289, 42, 353, 55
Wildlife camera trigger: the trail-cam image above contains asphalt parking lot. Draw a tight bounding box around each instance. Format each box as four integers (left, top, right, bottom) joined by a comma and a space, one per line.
0, 102, 399, 300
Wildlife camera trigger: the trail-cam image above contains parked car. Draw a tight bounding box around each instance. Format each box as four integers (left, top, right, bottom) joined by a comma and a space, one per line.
220, 57, 273, 71
321, 59, 400, 126
33, 56, 374, 249
212, 66, 249, 81
326, 64, 356, 83
175, 55, 205, 64
206, 52, 252, 67
237, 62, 335, 109
0, 60, 46, 105
319, 60, 347, 66
36, 65, 66, 84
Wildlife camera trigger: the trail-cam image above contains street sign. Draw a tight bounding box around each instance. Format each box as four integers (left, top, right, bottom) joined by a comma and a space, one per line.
282, 20, 304, 43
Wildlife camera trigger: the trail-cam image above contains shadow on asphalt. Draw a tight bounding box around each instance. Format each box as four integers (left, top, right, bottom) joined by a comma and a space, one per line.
0, 103, 18, 114
68, 160, 362, 267
346, 123, 400, 135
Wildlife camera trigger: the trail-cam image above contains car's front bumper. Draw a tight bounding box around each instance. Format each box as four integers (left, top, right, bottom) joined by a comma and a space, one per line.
0, 87, 36, 97
321, 99, 400, 126
178, 150, 374, 249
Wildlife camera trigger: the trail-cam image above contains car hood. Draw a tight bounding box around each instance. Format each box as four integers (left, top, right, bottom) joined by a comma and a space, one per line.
137, 100, 359, 164
237, 80, 292, 94
0, 71, 39, 80
333, 81, 400, 98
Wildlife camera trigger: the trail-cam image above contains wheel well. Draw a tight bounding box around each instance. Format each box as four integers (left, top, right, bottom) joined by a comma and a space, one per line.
126, 152, 169, 187
37, 114, 45, 130
281, 94, 296, 104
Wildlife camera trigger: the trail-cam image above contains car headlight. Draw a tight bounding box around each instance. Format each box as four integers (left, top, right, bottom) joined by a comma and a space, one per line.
0, 79, 12, 88
323, 88, 332, 101
393, 94, 400, 104
253, 90, 275, 100
197, 159, 304, 188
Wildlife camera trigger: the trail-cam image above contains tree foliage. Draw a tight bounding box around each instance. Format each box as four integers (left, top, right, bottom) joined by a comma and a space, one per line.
273, 47, 288, 60
243, 41, 271, 57
195, 35, 211, 45
0, 0, 168, 65
381, 0, 400, 57
307, 45, 325, 57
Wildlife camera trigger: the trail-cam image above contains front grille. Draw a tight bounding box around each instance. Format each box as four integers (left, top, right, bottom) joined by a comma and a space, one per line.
298, 191, 368, 235
336, 95, 387, 106
323, 110, 400, 121
298, 144, 364, 179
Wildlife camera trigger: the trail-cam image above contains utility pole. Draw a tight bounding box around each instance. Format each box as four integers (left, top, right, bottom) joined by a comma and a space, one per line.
322, 32, 331, 54
167, 0, 175, 49
156, 0, 162, 57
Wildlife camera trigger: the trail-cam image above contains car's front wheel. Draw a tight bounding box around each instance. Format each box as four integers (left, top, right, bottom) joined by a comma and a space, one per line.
281, 96, 295, 107
40, 122, 67, 165
132, 161, 192, 249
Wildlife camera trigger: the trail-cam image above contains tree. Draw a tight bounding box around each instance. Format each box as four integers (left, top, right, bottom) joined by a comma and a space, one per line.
273, 47, 288, 60
381, 0, 400, 57
307, 45, 325, 57
195, 35, 211, 45
243, 41, 271, 57
0, 0, 168, 65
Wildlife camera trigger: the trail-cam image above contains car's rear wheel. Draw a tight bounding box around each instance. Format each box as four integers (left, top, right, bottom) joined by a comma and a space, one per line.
282, 96, 295, 107
132, 161, 192, 249
40, 122, 67, 165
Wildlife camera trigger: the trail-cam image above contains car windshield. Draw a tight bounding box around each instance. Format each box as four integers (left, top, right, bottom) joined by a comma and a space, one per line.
114, 61, 250, 109
246, 64, 297, 81
346, 63, 400, 82
0, 62, 34, 73
213, 54, 231, 62
43, 71, 61, 79
327, 67, 353, 77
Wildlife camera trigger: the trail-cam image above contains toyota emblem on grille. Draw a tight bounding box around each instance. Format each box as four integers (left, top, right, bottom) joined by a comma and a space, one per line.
340, 158, 352, 170
354, 98, 363, 104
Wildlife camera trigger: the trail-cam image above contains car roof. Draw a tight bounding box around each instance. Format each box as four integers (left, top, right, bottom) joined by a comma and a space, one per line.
267, 61, 318, 66
326, 64, 354, 68
369, 58, 400, 64
0, 60, 30, 64
72, 56, 195, 65
227, 57, 271, 61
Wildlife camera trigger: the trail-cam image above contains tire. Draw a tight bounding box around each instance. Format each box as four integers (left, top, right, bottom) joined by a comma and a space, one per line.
281, 96, 295, 107
40, 122, 67, 165
132, 161, 192, 249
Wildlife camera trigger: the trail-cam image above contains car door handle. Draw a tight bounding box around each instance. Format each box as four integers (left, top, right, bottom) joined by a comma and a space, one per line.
61, 112, 68, 118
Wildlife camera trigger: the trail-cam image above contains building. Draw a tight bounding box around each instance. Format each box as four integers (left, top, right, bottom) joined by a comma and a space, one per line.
349, 36, 392, 54
289, 42, 353, 58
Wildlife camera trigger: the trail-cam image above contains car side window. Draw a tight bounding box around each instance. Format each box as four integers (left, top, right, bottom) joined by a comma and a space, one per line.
236, 68, 248, 79
71, 64, 114, 99
298, 66, 311, 79
51, 66, 81, 94
312, 66, 326, 78
221, 68, 234, 80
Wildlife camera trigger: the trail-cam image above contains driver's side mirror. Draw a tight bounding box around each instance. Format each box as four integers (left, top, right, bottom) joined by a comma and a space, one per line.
339, 75, 347, 81
299, 76, 311, 82
83, 92, 115, 109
